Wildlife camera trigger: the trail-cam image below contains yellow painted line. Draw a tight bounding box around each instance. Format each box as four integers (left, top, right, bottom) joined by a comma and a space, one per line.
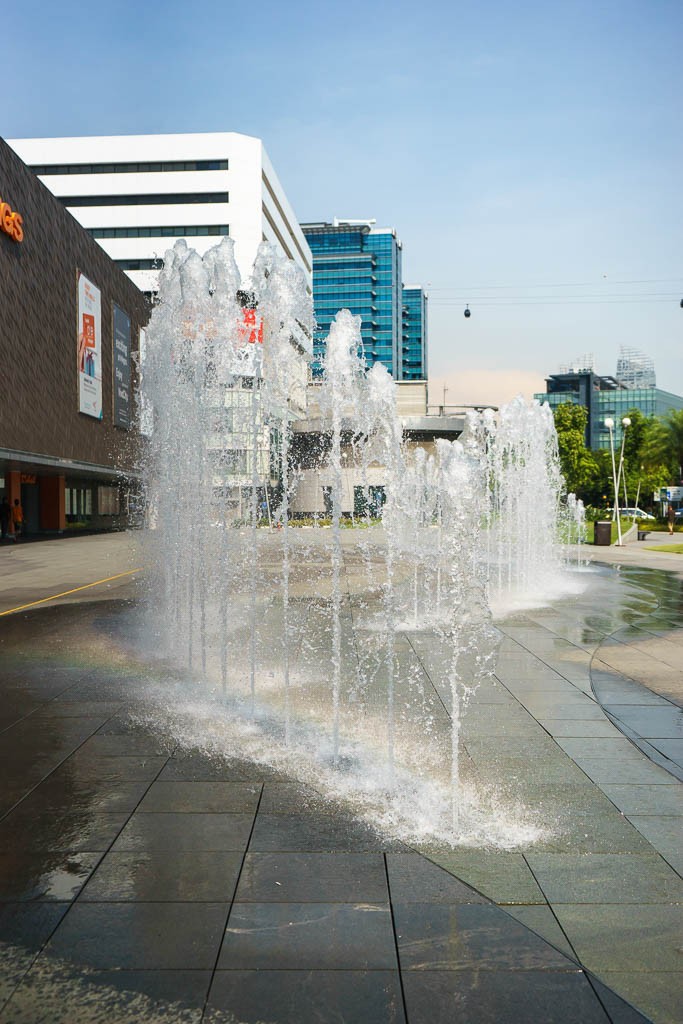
0, 568, 143, 617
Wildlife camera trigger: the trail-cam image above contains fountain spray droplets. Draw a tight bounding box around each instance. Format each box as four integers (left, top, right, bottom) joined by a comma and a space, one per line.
140, 251, 583, 845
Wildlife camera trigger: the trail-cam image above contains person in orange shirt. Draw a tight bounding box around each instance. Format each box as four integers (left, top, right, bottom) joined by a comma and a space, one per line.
12, 499, 24, 540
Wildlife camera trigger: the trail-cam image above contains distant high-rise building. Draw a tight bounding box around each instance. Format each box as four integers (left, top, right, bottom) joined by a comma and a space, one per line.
302, 218, 427, 379
9, 132, 312, 294
615, 346, 656, 389
401, 286, 428, 380
535, 369, 682, 449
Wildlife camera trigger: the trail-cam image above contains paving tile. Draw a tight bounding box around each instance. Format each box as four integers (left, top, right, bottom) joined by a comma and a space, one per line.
217, 902, 396, 970
591, 971, 682, 1024
393, 903, 576, 971
525, 852, 683, 904
206, 970, 405, 1024
76, 734, 173, 757
605, 705, 683, 739
11, 778, 151, 815
50, 753, 169, 782
414, 850, 545, 905
555, 738, 643, 760
0, 810, 129, 853
79, 850, 243, 902
111, 812, 255, 852
401, 970, 610, 1023
248, 814, 400, 852
235, 852, 388, 903
44, 902, 229, 969
0, 966, 210, 1024
0, 902, 70, 1009
386, 853, 488, 904
552, 904, 682, 972
540, 720, 624, 738
527, 810, 653, 854
503, 906, 577, 960
601, 784, 683, 816
625, 814, 683, 874
258, 782, 334, 814
572, 756, 680, 785
647, 738, 683, 766
588, 974, 660, 1024
0, 852, 102, 902
137, 780, 261, 813
32, 701, 124, 719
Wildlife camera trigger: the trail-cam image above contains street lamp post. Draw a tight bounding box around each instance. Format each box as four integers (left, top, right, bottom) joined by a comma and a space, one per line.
604, 416, 631, 546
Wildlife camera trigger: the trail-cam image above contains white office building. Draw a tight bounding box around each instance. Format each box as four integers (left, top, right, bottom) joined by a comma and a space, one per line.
9, 132, 312, 294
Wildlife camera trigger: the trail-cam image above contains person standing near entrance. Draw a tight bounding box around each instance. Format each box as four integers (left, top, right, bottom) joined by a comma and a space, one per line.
12, 499, 24, 540
0, 497, 11, 540
667, 504, 676, 536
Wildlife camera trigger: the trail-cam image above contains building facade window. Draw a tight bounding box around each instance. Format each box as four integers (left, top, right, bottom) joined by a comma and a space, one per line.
32, 160, 228, 174
60, 192, 229, 207
88, 225, 229, 239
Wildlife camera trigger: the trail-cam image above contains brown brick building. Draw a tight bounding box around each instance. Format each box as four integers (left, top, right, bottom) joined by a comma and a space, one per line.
0, 138, 148, 537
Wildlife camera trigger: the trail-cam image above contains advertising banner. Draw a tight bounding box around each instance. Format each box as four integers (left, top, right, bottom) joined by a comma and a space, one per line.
113, 304, 131, 429
77, 272, 102, 419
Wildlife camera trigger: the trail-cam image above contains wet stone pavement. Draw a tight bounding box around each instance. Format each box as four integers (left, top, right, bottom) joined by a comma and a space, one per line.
0, 550, 681, 1023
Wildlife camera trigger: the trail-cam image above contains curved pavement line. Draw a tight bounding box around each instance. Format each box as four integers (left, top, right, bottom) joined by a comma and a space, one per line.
0, 568, 142, 618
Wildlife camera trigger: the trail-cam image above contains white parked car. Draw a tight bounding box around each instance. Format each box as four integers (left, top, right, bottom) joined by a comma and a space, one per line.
619, 508, 656, 520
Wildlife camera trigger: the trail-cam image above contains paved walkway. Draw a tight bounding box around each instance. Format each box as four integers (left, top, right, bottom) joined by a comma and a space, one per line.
0, 534, 680, 1023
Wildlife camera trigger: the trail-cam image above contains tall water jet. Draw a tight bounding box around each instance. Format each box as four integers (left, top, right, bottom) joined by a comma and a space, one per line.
140, 245, 583, 845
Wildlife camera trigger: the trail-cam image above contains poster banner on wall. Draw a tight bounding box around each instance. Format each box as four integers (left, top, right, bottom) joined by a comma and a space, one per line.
113, 304, 131, 429
77, 272, 102, 418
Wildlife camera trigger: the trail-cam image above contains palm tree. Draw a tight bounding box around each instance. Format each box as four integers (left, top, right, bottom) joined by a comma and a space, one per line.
642, 409, 683, 482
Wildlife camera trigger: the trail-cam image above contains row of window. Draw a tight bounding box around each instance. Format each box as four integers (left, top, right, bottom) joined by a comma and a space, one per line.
115, 259, 162, 270
89, 225, 230, 239
33, 159, 228, 175
61, 193, 229, 207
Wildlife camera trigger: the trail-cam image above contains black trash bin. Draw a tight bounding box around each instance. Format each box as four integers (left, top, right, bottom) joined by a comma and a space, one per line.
594, 521, 612, 546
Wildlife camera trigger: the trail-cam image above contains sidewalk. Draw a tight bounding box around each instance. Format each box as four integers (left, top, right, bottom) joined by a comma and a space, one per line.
0, 535, 680, 1023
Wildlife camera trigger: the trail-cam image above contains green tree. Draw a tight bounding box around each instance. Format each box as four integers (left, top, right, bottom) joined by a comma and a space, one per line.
642, 409, 683, 484
552, 403, 603, 499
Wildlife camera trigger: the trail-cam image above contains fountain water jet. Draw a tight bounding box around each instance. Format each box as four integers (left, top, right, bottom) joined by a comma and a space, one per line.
139, 241, 585, 845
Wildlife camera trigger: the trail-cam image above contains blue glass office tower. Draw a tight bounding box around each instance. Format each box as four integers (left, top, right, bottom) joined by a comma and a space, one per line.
402, 286, 428, 381
302, 220, 407, 377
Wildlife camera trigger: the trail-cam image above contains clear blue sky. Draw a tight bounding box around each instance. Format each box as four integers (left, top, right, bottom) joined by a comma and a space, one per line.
4, 0, 682, 404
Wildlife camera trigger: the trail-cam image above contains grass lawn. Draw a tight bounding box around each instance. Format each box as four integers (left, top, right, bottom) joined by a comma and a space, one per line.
648, 544, 683, 554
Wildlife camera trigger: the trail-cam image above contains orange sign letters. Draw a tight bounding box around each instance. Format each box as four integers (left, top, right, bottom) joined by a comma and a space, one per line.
0, 197, 24, 242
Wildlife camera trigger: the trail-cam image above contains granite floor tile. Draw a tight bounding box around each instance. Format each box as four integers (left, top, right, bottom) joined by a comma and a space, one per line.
503, 906, 577, 960
79, 850, 243, 902
588, 973, 664, 1024
625, 814, 683, 871
0, 902, 70, 1009
43, 902, 229, 969
571, 757, 678, 785
525, 852, 683, 904
540, 720, 624, 738
401, 970, 610, 1023
248, 814, 398, 852
76, 734, 173, 757
0, 852, 102, 902
137, 780, 261, 813
601, 784, 683, 816
235, 852, 388, 903
258, 782, 333, 815
393, 903, 574, 971
50, 753, 169, 782
604, 705, 683, 739
218, 902, 397, 970
552, 904, 682, 972
386, 853, 488, 904
0, 966, 211, 1024
591, 971, 682, 1024
412, 850, 544, 905
206, 970, 405, 1024
12, 778, 151, 816
0, 811, 129, 853
111, 812, 255, 852
555, 738, 644, 760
